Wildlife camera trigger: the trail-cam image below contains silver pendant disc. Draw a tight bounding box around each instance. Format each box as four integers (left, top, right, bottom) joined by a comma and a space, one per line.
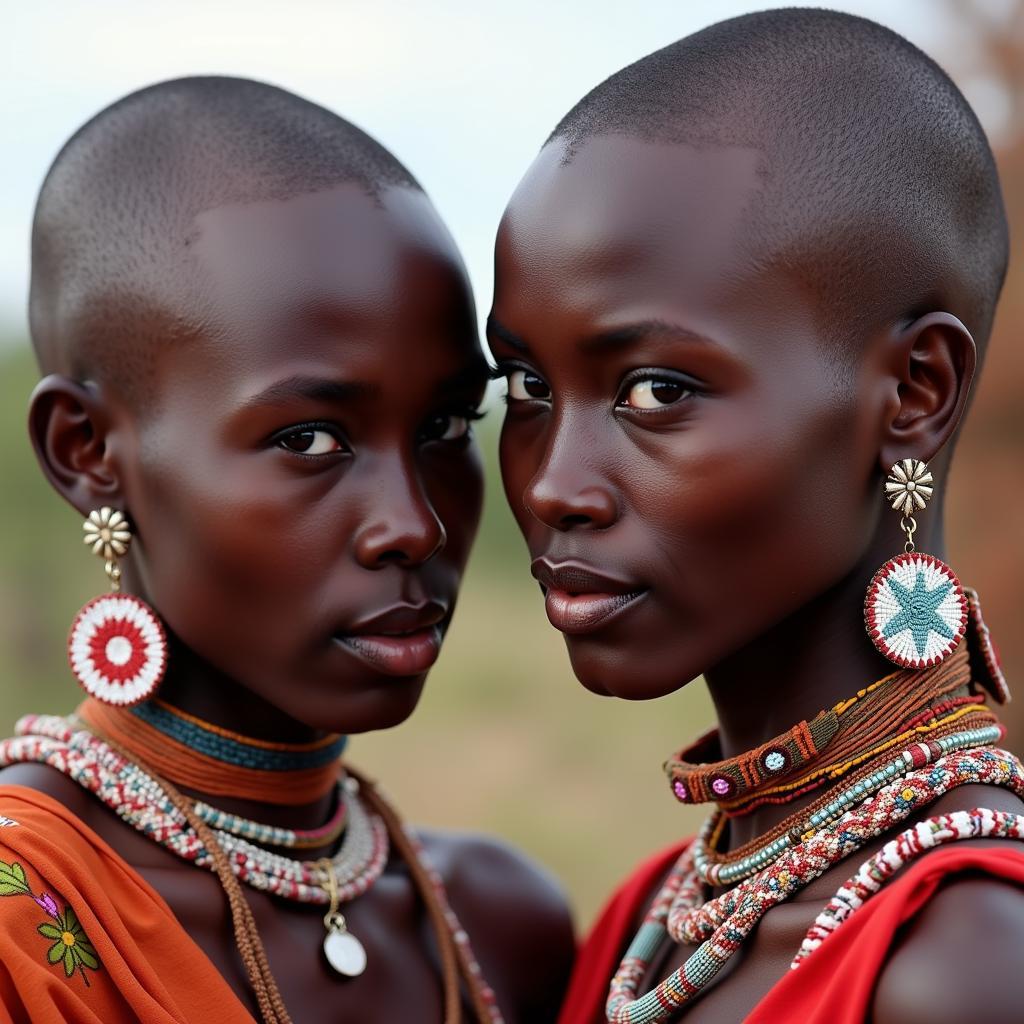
324, 927, 367, 977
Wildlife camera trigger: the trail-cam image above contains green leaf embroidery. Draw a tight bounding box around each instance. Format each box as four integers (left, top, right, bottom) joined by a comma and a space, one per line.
0, 861, 101, 986
0, 860, 31, 897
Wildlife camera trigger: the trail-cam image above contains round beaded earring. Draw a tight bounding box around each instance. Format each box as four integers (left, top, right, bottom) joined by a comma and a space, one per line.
68, 507, 168, 705
864, 459, 967, 669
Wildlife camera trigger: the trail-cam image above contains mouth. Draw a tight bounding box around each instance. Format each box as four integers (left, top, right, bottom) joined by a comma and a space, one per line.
530, 559, 647, 636
333, 602, 448, 677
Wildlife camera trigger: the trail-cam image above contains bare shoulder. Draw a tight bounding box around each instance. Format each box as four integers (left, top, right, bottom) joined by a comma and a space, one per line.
0, 763, 99, 822
418, 828, 575, 1023
873, 867, 1024, 1024
870, 781, 1024, 1024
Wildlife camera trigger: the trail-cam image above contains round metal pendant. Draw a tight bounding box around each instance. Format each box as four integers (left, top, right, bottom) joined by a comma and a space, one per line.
68, 594, 168, 705
323, 926, 367, 978
864, 552, 967, 669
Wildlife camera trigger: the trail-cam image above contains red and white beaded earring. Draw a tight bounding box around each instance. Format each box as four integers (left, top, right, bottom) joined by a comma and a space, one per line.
864, 459, 967, 669
68, 507, 168, 705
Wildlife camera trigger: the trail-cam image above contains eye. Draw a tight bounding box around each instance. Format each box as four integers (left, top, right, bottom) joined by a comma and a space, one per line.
621, 377, 692, 410
420, 412, 472, 443
276, 427, 345, 456
507, 369, 551, 401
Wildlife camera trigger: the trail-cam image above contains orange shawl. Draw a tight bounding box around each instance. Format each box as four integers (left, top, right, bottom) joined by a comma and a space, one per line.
0, 785, 255, 1024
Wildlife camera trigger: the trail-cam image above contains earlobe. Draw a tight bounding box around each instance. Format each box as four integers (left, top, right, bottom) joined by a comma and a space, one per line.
880, 312, 976, 470
28, 374, 122, 515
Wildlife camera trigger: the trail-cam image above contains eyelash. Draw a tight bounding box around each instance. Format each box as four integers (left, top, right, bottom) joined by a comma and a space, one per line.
272, 406, 486, 459
272, 421, 348, 459
490, 362, 701, 410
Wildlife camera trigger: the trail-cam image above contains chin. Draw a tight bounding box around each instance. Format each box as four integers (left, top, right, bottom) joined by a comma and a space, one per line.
565, 637, 701, 701
287, 675, 427, 735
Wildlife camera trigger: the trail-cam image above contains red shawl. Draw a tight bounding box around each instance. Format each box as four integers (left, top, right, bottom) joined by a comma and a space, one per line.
558, 840, 1024, 1024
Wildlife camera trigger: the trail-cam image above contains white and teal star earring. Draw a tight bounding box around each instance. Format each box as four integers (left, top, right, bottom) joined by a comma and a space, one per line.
68, 508, 168, 705
864, 459, 968, 669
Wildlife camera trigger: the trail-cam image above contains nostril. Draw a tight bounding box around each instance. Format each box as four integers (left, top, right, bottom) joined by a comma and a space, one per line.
560, 514, 592, 528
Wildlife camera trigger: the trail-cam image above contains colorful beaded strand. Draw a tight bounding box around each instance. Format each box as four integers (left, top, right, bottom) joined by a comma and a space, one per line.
792, 806, 1024, 966
604, 746, 1024, 1024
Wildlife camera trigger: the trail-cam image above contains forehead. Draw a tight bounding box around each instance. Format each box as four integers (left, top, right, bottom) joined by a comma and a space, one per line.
156, 183, 478, 394
196, 182, 470, 332
496, 137, 765, 315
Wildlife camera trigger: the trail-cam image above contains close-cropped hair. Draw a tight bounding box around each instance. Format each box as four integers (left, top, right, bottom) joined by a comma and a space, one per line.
29, 76, 420, 403
550, 8, 1009, 358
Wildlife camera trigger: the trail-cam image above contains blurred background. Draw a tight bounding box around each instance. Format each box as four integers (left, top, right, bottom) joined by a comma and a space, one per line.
2, 0, 1022, 927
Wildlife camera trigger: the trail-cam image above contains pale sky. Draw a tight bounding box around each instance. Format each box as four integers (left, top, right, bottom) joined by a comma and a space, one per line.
0, 0, 972, 342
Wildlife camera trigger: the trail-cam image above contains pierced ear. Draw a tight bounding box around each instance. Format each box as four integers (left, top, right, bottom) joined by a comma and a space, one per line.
880, 312, 976, 471
28, 374, 122, 516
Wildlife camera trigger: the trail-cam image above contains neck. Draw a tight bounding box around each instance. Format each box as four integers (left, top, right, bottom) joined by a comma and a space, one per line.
704, 518, 947, 848
77, 638, 348, 838
157, 635, 329, 745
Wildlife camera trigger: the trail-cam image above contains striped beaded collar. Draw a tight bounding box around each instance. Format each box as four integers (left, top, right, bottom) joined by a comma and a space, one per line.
664, 588, 1008, 815
78, 697, 346, 805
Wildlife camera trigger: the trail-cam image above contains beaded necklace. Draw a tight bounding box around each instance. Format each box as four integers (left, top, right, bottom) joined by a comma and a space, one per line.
606, 745, 1024, 1023
664, 641, 982, 813
0, 713, 505, 1024
606, 598, 1019, 1023
79, 698, 344, 804
192, 792, 348, 850
692, 724, 1002, 886
2, 714, 386, 903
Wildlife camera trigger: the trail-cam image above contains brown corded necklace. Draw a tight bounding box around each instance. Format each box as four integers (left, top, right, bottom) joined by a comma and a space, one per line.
84, 724, 490, 1024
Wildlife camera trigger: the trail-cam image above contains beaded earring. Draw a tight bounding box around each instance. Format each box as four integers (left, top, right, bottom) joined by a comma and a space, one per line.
864, 459, 967, 669
68, 507, 168, 705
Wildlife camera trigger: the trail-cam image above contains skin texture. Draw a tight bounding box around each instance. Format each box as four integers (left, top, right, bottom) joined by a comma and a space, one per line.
488, 137, 1023, 1021
13, 183, 574, 1022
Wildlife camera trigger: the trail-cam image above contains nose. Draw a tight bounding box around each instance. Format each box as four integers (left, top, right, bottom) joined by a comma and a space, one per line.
523, 434, 618, 532
353, 455, 447, 569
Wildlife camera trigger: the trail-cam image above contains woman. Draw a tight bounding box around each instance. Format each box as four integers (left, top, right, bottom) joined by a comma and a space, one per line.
488, 10, 1024, 1023
0, 76, 573, 1023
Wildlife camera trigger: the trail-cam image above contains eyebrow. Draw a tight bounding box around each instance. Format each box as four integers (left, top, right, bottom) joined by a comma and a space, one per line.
487, 316, 720, 355
486, 316, 529, 352
579, 320, 720, 354
240, 376, 376, 410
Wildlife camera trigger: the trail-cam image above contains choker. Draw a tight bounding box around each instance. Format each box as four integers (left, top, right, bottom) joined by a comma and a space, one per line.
78, 698, 345, 805
664, 590, 1008, 816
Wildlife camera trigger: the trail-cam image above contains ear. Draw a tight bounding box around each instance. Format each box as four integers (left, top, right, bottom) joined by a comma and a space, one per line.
28, 374, 123, 516
879, 312, 976, 471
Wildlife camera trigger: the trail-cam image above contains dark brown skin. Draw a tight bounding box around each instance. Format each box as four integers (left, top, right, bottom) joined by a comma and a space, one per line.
488, 137, 1024, 1022
10, 183, 574, 1022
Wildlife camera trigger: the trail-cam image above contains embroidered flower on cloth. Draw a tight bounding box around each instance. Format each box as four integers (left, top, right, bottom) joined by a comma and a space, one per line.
38, 906, 100, 981
0, 860, 101, 986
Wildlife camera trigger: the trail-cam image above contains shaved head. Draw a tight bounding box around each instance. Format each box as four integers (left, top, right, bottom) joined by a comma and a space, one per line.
29, 76, 420, 403
549, 8, 1008, 357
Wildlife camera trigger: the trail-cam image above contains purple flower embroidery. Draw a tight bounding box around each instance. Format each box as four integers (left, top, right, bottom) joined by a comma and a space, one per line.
33, 892, 59, 918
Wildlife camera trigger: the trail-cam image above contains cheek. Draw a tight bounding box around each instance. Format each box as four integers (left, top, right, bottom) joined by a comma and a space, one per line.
126, 429, 347, 649
498, 415, 541, 529
427, 445, 486, 567
634, 388, 875, 615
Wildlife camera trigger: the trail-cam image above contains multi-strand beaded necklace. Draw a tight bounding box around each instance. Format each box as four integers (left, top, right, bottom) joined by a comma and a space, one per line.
0, 700, 505, 1024
604, 595, 1023, 1024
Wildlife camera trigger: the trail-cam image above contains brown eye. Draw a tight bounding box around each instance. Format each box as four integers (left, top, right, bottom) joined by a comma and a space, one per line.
623, 378, 690, 409
278, 428, 343, 455
507, 369, 551, 401
421, 413, 470, 442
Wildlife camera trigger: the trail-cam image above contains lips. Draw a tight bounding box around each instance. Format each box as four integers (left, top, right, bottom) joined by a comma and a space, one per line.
531, 559, 647, 635
333, 601, 448, 677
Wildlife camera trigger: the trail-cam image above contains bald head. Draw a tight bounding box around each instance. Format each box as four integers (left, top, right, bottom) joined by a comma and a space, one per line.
549, 8, 1008, 356
30, 76, 420, 401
